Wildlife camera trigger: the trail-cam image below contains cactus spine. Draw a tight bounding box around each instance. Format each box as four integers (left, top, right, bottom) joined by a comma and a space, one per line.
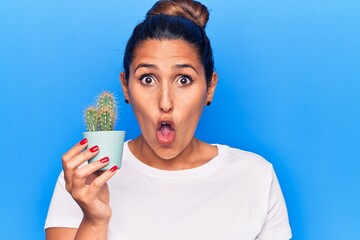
99, 106, 115, 131
85, 106, 98, 131
84, 91, 117, 132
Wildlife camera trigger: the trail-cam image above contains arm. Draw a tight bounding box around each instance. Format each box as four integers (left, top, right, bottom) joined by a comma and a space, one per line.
75, 218, 108, 240
46, 220, 108, 240
45, 138, 118, 240
46, 228, 76, 240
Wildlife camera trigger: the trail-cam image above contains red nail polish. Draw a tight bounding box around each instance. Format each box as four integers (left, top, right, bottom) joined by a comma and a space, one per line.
110, 166, 118, 172
100, 157, 109, 163
89, 145, 99, 153
79, 138, 88, 145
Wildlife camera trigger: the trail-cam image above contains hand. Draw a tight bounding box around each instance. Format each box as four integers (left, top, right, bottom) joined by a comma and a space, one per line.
61, 138, 118, 226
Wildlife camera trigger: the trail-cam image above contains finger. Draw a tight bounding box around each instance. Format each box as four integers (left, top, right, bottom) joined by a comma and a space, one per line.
63, 145, 100, 186
62, 138, 88, 191
64, 145, 100, 171
72, 156, 110, 188
88, 165, 118, 195
73, 157, 109, 185
63, 144, 100, 190
62, 138, 89, 163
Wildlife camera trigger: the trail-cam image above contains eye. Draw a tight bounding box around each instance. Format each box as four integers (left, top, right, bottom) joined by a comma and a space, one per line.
139, 74, 156, 86
177, 75, 193, 86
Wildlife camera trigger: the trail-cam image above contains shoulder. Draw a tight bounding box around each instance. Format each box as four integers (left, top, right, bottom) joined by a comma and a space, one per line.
214, 144, 274, 180
216, 144, 272, 168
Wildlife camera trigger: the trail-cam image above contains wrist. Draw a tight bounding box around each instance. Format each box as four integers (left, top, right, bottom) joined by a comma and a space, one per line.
83, 215, 110, 227
75, 217, 109, 240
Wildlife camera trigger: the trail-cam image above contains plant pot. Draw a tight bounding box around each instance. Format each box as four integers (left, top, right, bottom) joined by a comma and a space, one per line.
83, 130, 126, 170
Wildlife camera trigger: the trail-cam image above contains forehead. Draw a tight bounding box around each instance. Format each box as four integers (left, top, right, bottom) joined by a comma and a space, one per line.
131, 39, 203, 70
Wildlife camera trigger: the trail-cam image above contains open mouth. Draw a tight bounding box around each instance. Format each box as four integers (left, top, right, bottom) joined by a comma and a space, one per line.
160, 121, 173, 134
157, 121, 175, 144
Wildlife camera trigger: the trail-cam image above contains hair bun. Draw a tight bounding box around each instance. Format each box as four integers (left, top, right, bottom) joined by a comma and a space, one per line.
146, 0, 209, 29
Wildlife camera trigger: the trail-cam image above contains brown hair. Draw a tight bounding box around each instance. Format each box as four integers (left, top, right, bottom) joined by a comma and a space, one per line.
123, 0, 214, 85
147, 0, 209, 29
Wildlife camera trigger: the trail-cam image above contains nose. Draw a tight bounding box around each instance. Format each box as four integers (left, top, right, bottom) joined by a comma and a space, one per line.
159, 84, 173, 113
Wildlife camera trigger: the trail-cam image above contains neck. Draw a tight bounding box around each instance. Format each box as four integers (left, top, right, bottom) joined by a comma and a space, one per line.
128, 135, 216, 170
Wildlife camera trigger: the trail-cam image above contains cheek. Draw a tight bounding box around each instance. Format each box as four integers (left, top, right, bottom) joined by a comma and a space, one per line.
128, 83, 153, 125
131, 99, 152, 121
180, 87, 207, 108
176, 89, 207, 125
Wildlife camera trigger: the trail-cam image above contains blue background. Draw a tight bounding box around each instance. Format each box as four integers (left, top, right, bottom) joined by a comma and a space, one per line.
0, 0, 359, 239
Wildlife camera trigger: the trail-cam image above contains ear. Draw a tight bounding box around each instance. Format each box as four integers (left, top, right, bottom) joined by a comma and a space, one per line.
206, 72, 218, 104
120, 72, 130, 103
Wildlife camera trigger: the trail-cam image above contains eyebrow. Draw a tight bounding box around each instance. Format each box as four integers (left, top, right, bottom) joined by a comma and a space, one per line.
133, 63, 158, 74
173, 64, 199, 75
133, 63, 199, 75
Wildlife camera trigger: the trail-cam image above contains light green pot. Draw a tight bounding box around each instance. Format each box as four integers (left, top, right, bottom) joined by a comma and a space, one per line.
83, 130, 126, 170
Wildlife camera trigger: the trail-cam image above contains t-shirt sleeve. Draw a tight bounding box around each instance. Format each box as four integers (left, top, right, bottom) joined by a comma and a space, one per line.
256, 167, 292, 240
44, 171, 83, 230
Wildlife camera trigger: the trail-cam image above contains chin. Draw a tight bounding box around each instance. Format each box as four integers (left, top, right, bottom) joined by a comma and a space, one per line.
154, 144, 181, 160
155, 150, 178, 160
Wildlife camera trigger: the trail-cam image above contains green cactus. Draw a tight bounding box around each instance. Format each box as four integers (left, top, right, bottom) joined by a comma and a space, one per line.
85, 106, 98, 132
98, 106, 115, 131
84, 91, 117, 132
98, 91, 117, 113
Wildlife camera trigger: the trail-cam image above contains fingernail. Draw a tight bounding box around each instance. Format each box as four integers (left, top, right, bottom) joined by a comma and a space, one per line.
110, 166, 118, 172
79, 138, 88, 145
100, 157, 109, 163
89, 145, 99, 153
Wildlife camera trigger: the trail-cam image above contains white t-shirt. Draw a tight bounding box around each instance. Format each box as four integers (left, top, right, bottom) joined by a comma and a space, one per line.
45, 142, 292, 240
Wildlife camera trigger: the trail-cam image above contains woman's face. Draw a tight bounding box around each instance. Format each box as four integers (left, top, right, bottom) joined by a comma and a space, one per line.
121, 39, 217, 160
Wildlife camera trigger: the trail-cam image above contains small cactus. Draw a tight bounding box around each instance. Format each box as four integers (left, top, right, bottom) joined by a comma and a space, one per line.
98, 91, 117, 113
84, 91, 117, 132
98, 106, 115, 131
85, 106, 98, 131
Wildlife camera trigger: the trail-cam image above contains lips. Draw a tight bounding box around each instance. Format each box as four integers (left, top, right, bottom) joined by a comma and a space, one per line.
157, 120, 175, 145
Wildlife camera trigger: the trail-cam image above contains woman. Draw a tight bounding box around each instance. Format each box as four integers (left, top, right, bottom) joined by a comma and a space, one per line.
45, 0, 292, 239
